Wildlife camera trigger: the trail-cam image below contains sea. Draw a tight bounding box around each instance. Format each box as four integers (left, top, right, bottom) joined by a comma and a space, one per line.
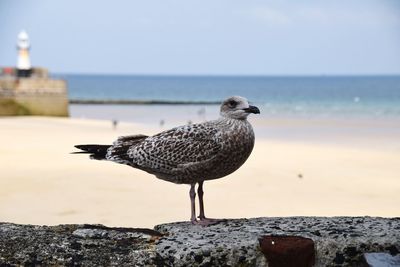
58, 74, 400, 125
57, 74, 400, 145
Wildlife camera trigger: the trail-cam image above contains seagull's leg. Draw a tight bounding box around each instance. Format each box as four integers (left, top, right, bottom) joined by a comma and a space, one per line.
197, 181, 223, 225
198, 181, 206, 220
189, 183, 197, 223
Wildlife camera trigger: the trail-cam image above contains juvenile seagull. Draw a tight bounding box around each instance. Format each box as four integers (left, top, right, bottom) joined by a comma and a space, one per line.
74, 96, 260, 225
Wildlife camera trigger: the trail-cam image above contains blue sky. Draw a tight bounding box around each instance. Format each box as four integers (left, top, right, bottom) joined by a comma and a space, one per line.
1, 0, 399, 75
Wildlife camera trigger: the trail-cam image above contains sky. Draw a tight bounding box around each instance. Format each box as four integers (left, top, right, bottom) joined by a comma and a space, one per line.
0, 0, 399, 75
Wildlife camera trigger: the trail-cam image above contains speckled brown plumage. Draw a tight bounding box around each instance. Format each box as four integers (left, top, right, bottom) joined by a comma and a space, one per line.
106, 118, 255, 184
74, 96, 260, 224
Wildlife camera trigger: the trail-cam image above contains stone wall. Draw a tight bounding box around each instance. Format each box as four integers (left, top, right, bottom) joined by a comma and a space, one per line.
0, 77, 68, 116
0, 217, 399, 266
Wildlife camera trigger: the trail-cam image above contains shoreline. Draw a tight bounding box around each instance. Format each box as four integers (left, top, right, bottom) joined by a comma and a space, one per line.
69, 99, 220, 105
69, 104, 400, 151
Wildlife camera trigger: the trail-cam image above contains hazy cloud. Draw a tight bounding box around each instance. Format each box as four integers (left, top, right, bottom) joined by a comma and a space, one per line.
246, 6, 291, 25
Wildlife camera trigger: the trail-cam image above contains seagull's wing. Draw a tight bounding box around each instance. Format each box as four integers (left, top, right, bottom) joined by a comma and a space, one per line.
127, 123, 223, 174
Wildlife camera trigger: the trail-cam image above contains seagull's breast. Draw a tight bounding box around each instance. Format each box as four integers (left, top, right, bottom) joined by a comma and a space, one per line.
209, 119, 255, 179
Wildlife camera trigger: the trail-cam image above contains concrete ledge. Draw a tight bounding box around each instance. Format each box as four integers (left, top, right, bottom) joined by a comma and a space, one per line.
1, 217, 399, 266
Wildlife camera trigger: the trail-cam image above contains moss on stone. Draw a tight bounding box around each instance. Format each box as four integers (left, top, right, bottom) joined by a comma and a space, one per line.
0, 99, 30, 116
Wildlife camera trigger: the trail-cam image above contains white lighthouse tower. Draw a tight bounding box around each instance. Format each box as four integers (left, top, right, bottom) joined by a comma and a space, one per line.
16, 30, 32, 77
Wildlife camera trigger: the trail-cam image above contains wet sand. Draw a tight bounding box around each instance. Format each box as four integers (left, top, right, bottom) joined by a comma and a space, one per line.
0, 116, 399, 228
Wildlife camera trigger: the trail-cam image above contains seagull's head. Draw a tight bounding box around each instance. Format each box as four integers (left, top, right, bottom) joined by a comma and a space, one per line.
220, 96, 260, 120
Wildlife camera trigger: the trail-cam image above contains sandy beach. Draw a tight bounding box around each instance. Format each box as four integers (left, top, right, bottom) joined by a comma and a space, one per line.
0, 116, 399, 228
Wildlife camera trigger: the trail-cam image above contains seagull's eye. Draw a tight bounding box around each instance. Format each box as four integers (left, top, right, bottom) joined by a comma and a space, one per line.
228, 100, 237, 108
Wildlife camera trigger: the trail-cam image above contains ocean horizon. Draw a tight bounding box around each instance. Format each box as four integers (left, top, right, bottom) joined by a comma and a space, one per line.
58, 74, 400, 119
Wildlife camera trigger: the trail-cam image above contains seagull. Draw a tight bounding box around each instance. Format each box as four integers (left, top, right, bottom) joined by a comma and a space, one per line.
74, 96, 260, 225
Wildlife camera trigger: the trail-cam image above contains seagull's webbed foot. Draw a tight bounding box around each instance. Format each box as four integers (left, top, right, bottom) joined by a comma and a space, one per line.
197, 216, 225, 225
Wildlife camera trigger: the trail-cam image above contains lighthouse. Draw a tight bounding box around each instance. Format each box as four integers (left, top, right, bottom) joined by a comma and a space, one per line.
16, 30, 32, 77
1, 31, 69, 116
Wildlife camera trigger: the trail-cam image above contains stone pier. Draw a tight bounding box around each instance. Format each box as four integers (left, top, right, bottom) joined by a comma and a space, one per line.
0, 67, 68, 116
1, 217, 399, 266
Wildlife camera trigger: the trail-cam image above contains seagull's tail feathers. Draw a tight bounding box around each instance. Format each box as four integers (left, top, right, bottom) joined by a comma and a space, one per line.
73, 144, 111, 160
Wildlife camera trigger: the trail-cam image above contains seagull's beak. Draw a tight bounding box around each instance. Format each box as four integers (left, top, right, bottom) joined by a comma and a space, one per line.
243, 105, 260, 114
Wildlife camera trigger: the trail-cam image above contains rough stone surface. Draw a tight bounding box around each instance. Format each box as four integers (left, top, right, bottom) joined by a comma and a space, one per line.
155, 217, 400, 266
0, 223, 163, 266
1, 217, 399, 266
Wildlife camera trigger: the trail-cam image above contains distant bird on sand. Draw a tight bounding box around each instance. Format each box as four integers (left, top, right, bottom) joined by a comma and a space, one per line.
74, 96, 260, 225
